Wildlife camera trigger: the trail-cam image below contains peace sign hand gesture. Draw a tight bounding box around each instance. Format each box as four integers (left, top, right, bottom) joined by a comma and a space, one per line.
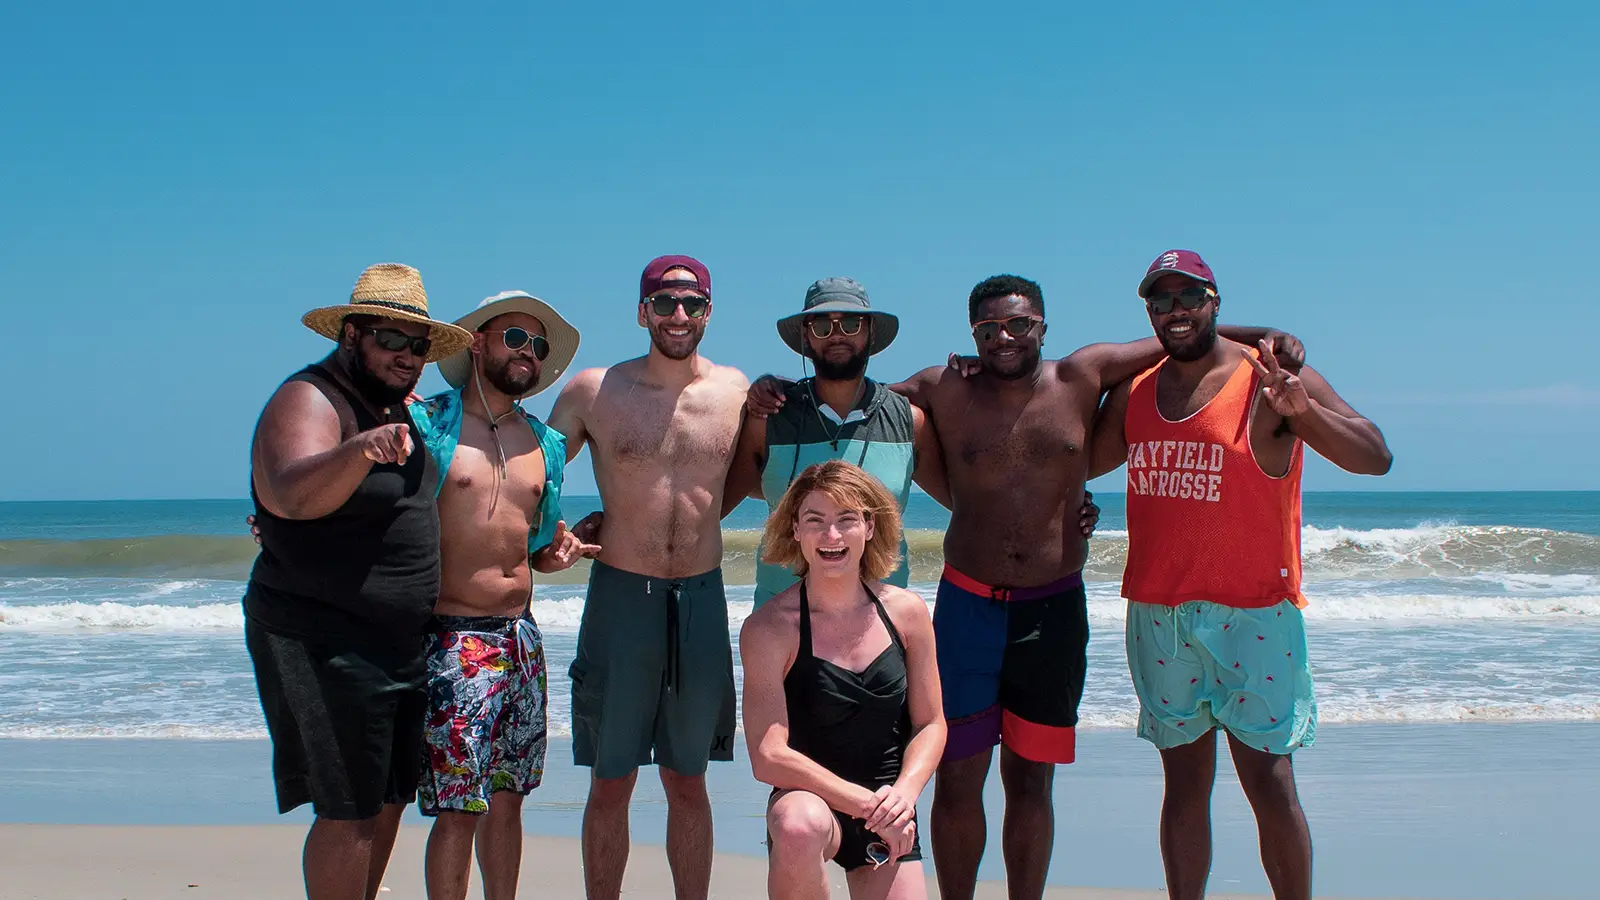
1246, 340, 1312, 417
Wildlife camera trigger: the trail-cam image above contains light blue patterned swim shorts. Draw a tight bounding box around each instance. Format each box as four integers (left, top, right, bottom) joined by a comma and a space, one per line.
1125, 599, 1316, 755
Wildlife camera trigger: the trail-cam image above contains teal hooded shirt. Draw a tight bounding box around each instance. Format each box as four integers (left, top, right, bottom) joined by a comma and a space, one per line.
408, 388, 567, 555
755, 377, 915, 607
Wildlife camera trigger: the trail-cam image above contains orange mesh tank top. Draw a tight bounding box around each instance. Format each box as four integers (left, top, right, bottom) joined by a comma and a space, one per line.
1120, 353, 1306, 609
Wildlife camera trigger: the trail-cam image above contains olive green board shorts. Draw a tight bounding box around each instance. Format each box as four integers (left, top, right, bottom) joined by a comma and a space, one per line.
569, 561, 737, 779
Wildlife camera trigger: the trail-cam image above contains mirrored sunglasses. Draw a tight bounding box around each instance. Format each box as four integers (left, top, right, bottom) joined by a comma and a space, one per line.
484, 327, 551, 360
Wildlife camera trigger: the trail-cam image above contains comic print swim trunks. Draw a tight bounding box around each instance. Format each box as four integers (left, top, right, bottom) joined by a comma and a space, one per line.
417, 613, 548, 815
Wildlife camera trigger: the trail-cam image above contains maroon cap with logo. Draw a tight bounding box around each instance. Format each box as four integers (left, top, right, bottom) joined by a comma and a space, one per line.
640, 254, 712, 302
1138, 249, 1217, 298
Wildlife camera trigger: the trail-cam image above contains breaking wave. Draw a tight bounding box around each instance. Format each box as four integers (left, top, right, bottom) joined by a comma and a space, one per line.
5, 524, 1595, 585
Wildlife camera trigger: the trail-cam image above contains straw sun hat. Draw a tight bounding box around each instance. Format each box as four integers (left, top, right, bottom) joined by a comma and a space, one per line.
438, 291, 581, 399
301, 263, 472, 363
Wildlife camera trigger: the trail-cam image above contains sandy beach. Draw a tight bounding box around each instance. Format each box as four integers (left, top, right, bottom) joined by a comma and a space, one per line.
1, 725, 1593, 899
0, 822, 1407, 900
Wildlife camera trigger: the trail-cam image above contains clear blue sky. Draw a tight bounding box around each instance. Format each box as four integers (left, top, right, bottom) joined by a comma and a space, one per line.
3, 1, 1596, 500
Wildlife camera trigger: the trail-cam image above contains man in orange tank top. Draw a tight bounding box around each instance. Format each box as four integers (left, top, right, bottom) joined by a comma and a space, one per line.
887, 276, 1302, 900
1090, 250, 1393, 900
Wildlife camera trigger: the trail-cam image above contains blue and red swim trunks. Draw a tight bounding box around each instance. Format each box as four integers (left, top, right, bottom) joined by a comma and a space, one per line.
933, 565, 1089, 764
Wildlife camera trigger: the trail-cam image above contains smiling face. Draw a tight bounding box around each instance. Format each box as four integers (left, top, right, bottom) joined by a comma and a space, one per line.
971, 294, 1046, 380
639, 266, 710, 360
341, 315, 428, 405
1145, 273, 1219, 362
475, 311, 547, 397
793, 489, 875, 577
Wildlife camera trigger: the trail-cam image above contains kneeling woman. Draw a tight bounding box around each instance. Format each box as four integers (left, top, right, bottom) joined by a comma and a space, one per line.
741, 460, 946, 900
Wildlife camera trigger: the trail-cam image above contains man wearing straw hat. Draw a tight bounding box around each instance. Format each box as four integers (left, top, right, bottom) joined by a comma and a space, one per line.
724, 277, 949, 608
546, 254, 749, 900
407, 290, 597, 900
245, 263, 470, 900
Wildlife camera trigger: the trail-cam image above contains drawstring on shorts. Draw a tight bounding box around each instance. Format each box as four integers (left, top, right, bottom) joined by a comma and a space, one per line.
665, 581, 683, 694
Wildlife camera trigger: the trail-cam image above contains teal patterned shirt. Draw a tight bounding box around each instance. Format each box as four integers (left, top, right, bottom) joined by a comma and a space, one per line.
408, 388, 567, 555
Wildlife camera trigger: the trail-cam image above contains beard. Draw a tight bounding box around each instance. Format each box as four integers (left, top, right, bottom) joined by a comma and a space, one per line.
483, 355, 540, 396
650, 324, 704, 361
985, 348, 1040, 380
808, 346, 869, 381
349, 345, 420, 406
1158, 317, 1218, 362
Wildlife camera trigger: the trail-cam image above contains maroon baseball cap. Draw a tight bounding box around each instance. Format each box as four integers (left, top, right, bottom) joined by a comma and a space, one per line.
1138, 249, 1217, 298
640, 254, 711, 301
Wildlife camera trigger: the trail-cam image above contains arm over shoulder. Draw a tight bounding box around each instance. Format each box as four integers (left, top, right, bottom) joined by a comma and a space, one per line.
547, 367, 605, 462
887, 365, 948, 414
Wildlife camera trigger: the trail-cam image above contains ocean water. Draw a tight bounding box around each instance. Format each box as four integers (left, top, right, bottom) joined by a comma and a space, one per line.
1, 493, 1597, 740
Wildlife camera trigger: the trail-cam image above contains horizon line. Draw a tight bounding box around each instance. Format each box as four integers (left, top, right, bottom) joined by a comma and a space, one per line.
3, 489, 1599, 504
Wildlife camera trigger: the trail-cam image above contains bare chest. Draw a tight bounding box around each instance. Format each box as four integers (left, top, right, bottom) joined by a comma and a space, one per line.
592, 384, 741, 472
803, 608, 893, 672
1154, 369, 1235, 421
944, 384, 1090, 473
441, 421, 547, 521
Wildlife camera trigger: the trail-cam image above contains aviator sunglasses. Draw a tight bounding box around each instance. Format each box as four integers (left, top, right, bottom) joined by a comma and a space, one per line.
971, 315, 1041, 343
807, 314, 865, 339
362, 327, 433, 358
1146, 286, 1216, 315
483, 327, 551, 360
645, 294, 710, 318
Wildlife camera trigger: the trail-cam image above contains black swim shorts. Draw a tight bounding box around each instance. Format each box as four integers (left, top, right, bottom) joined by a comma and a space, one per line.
245, 616, 427, 820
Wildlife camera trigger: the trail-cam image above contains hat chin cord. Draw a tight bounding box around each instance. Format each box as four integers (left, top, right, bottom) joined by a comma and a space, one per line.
471, 362, 524, 486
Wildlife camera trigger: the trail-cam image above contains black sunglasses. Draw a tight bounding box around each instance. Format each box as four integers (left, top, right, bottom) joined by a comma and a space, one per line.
972, 315, 1041, 343
807, 314, 865, 339
644, 294, 709, 318
484, 327, 550, 360
362, 327, 432, 357
1146, 286, 1215, 315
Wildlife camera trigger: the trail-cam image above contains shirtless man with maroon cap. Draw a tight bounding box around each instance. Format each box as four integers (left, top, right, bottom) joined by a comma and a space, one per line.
547, 255, 749, 900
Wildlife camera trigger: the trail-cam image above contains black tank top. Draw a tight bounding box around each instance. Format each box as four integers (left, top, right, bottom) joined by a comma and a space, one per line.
245, 363, 440, 641
783, 582, 911, 790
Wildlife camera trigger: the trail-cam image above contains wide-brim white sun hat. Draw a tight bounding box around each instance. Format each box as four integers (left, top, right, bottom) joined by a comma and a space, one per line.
437, 290, 581, 399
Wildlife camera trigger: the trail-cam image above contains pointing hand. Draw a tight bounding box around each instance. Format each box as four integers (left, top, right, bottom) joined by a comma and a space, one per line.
356, 423, 413, 465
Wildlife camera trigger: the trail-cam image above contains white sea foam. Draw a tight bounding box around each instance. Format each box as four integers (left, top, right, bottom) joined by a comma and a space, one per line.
0, 601, 242, 631
1072, 700, 1600, 730
4, 588, 1598, 634
7, 700, 1597, 740
0, 723, 269, 739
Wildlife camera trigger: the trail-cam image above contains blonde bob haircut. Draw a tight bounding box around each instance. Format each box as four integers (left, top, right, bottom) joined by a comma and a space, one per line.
761, 460, 903, 581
